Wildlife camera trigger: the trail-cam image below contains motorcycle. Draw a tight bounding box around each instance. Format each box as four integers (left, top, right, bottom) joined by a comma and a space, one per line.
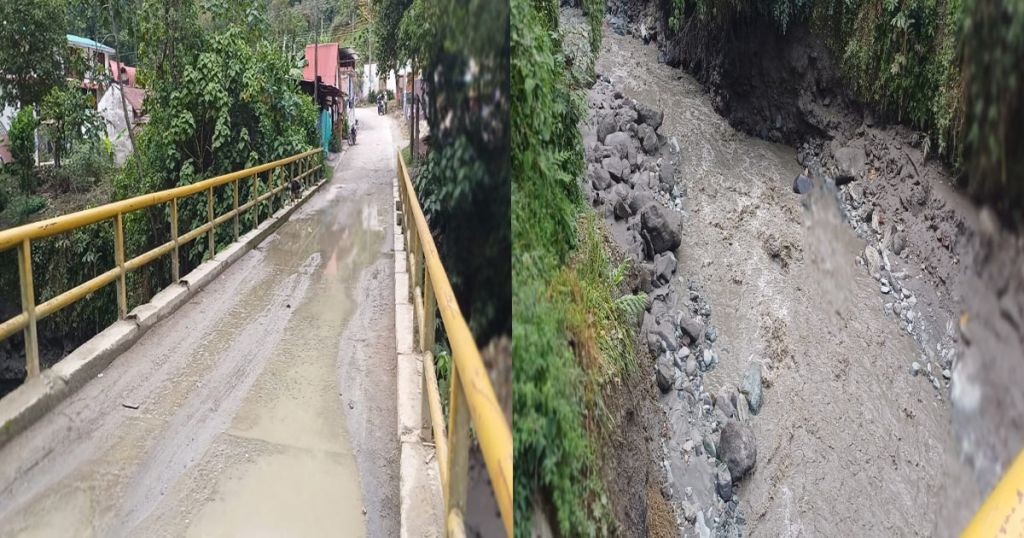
349, 119, 358, 146
377, 100, 386, 115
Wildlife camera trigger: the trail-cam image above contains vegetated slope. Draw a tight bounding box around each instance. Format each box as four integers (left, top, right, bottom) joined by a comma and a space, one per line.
608, 0, 1023, 218
512, 0, 674, 535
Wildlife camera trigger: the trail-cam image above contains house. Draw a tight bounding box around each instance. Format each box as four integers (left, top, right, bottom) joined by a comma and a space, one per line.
301, 43, 357, 148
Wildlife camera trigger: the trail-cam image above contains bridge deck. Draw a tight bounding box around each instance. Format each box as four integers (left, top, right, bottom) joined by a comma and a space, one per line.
0, 110, 400, 537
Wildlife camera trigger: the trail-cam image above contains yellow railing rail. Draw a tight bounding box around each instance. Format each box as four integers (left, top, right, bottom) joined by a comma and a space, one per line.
0, 148, 323, 380
396, 152, 513, 537
962, 449, 1024, 536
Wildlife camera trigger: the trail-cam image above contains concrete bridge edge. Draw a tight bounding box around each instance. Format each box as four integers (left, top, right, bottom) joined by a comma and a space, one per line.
394, 173, 446, 537
0, 179, 330, 449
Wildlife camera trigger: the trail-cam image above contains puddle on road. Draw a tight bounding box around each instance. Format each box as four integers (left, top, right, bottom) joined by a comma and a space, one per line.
185, 446, 364, 538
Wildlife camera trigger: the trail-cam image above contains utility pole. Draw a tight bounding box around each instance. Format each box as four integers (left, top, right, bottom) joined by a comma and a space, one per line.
410, 58, 416, 161
107, 1, 144, 181
313, 1, 320, 140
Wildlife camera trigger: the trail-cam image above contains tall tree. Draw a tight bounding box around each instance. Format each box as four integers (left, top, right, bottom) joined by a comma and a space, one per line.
0, 0, 68, 107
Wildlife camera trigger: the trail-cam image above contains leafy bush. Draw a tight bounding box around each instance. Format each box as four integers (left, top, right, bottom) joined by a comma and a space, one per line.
513, 0, 623, 534
40, 81, 104, 168
8, 107, 38, 193
961, 0, 1024, 211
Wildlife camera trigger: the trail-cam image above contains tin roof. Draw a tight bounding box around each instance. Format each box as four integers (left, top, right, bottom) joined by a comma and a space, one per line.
66, 34, 115, 54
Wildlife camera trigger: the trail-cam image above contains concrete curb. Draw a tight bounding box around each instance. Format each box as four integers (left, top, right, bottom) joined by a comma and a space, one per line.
394, 173, 444, 537
0, 178, 329, 449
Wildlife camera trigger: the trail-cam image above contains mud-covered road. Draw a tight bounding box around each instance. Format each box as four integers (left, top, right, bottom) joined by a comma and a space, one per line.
0, 107, 400, 537
594, 30, 982, 536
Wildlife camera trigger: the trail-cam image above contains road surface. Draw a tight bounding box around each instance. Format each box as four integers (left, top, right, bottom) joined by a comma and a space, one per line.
0, 107, 401, 537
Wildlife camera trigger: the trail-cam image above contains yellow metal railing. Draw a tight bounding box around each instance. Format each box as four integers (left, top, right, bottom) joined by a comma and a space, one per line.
396, 152, 513, 537
0, 148, 324, 380
962, 449, 1024, 536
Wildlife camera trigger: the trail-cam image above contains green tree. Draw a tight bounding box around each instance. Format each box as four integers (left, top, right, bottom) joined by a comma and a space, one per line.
8, 107, 38, 193
0, 0, 67, 107
40, 82, 104, 168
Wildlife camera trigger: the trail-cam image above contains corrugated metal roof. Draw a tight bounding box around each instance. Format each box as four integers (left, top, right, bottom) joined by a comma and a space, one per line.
66, 34, 115, 54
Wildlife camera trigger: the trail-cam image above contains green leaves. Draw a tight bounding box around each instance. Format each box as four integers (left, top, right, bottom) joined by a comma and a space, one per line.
0, 0, 67, 107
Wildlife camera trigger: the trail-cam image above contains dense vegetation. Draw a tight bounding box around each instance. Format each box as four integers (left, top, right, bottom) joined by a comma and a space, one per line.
666, 0, 1024, 215
513, 0, 644, 534
375, 0, 511, 342
0, 0, 319, 373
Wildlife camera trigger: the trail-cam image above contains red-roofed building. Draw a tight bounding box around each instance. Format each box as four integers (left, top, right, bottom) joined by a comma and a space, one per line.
107, 60, 138, 88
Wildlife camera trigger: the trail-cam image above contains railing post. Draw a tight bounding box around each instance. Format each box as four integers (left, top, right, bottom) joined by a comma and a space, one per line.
447, 364, 470, 536
233, 178, 240, 241
252, 174, 259, 223
17, 239, 39, 378
421, 271, 436, 353
207, 186, 215, 260
171, 198, 179, 282
114, 213, 127, 318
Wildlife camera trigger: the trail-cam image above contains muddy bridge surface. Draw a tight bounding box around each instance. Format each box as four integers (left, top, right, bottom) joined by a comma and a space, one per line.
0, 110, 403, 537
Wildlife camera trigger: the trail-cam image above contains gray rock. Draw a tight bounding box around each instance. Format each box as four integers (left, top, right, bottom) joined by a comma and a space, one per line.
636, 102, 664, 130
942, 368, 952, 379
646, 317, 679, 355
793, 173, 813, 194
716, 465, 734, 501
680, 316, 705, 345
701, 349, 716, 371
706, 326, 718, 343
719, 420, 757, 479
931, 376, 941, 390
653, 252, 677, 286
864, 245, 882, 279
605, 131, 633, 156
610, 184, 631, 219
601, 156, 629, 182
892, 232, 908, 255
682, 501, 698, 523
739, 363, 764, 414
641, 204, 682, 255
911, 361, 921, 376
597, 114, 616, 143
715, 385, 738, 419
685, 356, 698, 377
834, 146, 866, 183
695, 511, 711, 538
591, 165, 613, 191
703, 433, 717, 458
640, 125, 659, 154
656, 355, 675, 393
627, 189, 654, 215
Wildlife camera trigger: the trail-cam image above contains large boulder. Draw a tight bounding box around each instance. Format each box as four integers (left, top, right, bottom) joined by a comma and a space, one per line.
655, 354, 675, 393
739, 363, 763, 414
601, 156, 629, 183
636, 102, 664, 130
605, 131, 633, 156
628, 189, 655, 214
590, 165, 613, 191
834, 146, 866, 184
641, 204, 682, 255
637, 124, 658, 154
653, 251, 677, 287
597, 113, 616, 143
610, 184, 631, 219
679, 315, 704, 345
719, 420, 757, 480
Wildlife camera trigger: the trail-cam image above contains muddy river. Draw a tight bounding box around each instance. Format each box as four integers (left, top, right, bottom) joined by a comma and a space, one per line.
595, 29, 981, 537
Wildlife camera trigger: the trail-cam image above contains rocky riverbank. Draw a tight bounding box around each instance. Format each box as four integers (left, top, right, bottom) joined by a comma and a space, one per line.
583, 74, 766, 537
604, 0, 1024, 506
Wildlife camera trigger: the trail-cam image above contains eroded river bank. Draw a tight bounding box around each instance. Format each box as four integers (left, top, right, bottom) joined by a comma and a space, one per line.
581, 20, 997, 536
